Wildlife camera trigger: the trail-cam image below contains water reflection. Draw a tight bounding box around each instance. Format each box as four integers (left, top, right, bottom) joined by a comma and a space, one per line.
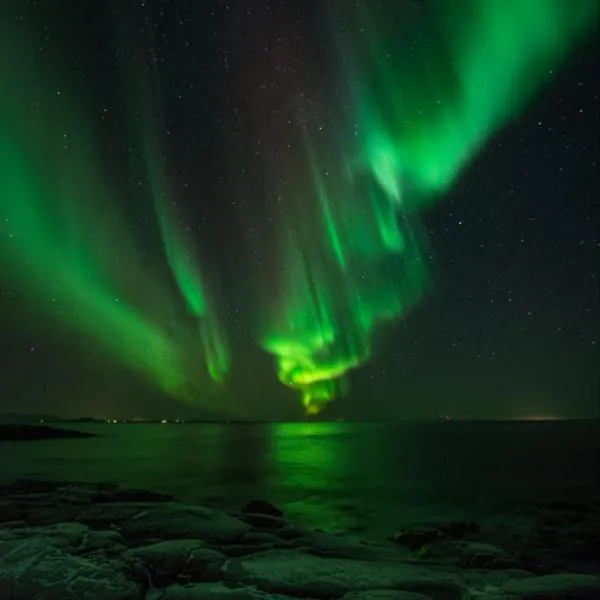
1, 420, 598, 537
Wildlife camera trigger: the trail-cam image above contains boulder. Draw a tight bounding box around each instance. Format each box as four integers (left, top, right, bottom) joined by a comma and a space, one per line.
77, 502, 162, 527
342, 592, 433, 600
153, 581, 298, 599
239, 513, 286, 530
220, 542, 276, 557
0, 538, 140, 600
121, 503, 252, 543
308, 531, 405, 561
501, 573, 600, 599
424, 542, 522, 570
223, 549, 467, 599
124, 539, 225, 585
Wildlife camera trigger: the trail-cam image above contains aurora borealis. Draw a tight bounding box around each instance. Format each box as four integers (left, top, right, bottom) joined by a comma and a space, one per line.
245, 0, 598, 413
0, 1, 598, 419
0, 5, 227, 407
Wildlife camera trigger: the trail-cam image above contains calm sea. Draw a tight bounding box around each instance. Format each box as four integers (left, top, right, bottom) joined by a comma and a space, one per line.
2, 420, 599, 537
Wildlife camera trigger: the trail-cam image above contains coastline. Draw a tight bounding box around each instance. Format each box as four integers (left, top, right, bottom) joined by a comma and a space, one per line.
0, 423, 96, 441
1, 479, 599, 599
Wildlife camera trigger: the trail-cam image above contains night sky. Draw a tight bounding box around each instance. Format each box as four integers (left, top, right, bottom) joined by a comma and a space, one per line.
0, 0, 598, 420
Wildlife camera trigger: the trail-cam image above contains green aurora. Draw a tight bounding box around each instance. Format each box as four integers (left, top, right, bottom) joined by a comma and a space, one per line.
336, 0, 599, 204
258, 0, 599, 414
117, 14, 231, 384
0, 16, 226, 405
0, 1, 597, 416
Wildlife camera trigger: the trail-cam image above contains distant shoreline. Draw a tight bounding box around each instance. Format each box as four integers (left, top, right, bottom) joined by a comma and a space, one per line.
2, 416, 598, 426
0, 423, 96, 442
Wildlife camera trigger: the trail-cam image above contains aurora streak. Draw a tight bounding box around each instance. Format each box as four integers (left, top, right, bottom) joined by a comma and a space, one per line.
258, 0, 599, 413
0, 16, 226, 405
118, 14, 231, 384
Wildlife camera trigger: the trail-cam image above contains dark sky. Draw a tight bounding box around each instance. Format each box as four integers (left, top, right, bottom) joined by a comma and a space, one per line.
0, 1, 598, 420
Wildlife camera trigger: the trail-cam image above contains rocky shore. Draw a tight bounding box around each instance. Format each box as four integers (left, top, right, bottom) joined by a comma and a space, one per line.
0, 479, 598, 599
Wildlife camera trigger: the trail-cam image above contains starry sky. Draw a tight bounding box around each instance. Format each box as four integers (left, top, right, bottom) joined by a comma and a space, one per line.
0, 0, 598, 420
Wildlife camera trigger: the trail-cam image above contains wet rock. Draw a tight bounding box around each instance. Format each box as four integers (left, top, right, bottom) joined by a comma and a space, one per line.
22, 504, 81, 526
308, 531, 404, 561
223, 548, 466, 599
153, 581, 298, 599
242, 531, 287, 545
124, 539, 226, 586
501, 573, 600, 599
0, 521, 90, 550
342, 592, 432, 600
220, 542, 275, 557
76, 529, 128, 555
77, 501, 158, 527
93, 487, 174, 504
241, 500, 284, 518
121, 503, 252, 543
0, 538, 140, 600
239, 512, 286, 530
425, 542, 522, 570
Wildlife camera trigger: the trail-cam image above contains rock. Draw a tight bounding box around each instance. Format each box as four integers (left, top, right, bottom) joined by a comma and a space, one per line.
220, 542, 275, 557
153, 581, 298, 599
121, 503, 252, 543
394, 527, 442, 550
93, 487, 174, 504
501, 573, 600, 599
124, 540, 226, 586
0, 521, 89, 549
22, 504, 81, 526
241, 500, 284, 518
242, 531, 287, 545
238, 512, 286, 530
0, 538, 140, 599
425, 542, 522, 570
223, 549, 467, 599
342, 592, 432, 600
77, 529, 128, 555
308, 531, 405, 562
77, 501, 158, 527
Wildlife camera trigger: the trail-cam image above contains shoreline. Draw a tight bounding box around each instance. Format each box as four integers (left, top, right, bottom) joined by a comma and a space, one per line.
1, 479, 599, 599
0, 423, 96, 441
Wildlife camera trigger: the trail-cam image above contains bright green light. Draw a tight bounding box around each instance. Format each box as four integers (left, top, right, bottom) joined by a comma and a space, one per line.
259, 0, 598, 413
0, 16, 228, 401
337, 0, 599, 204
